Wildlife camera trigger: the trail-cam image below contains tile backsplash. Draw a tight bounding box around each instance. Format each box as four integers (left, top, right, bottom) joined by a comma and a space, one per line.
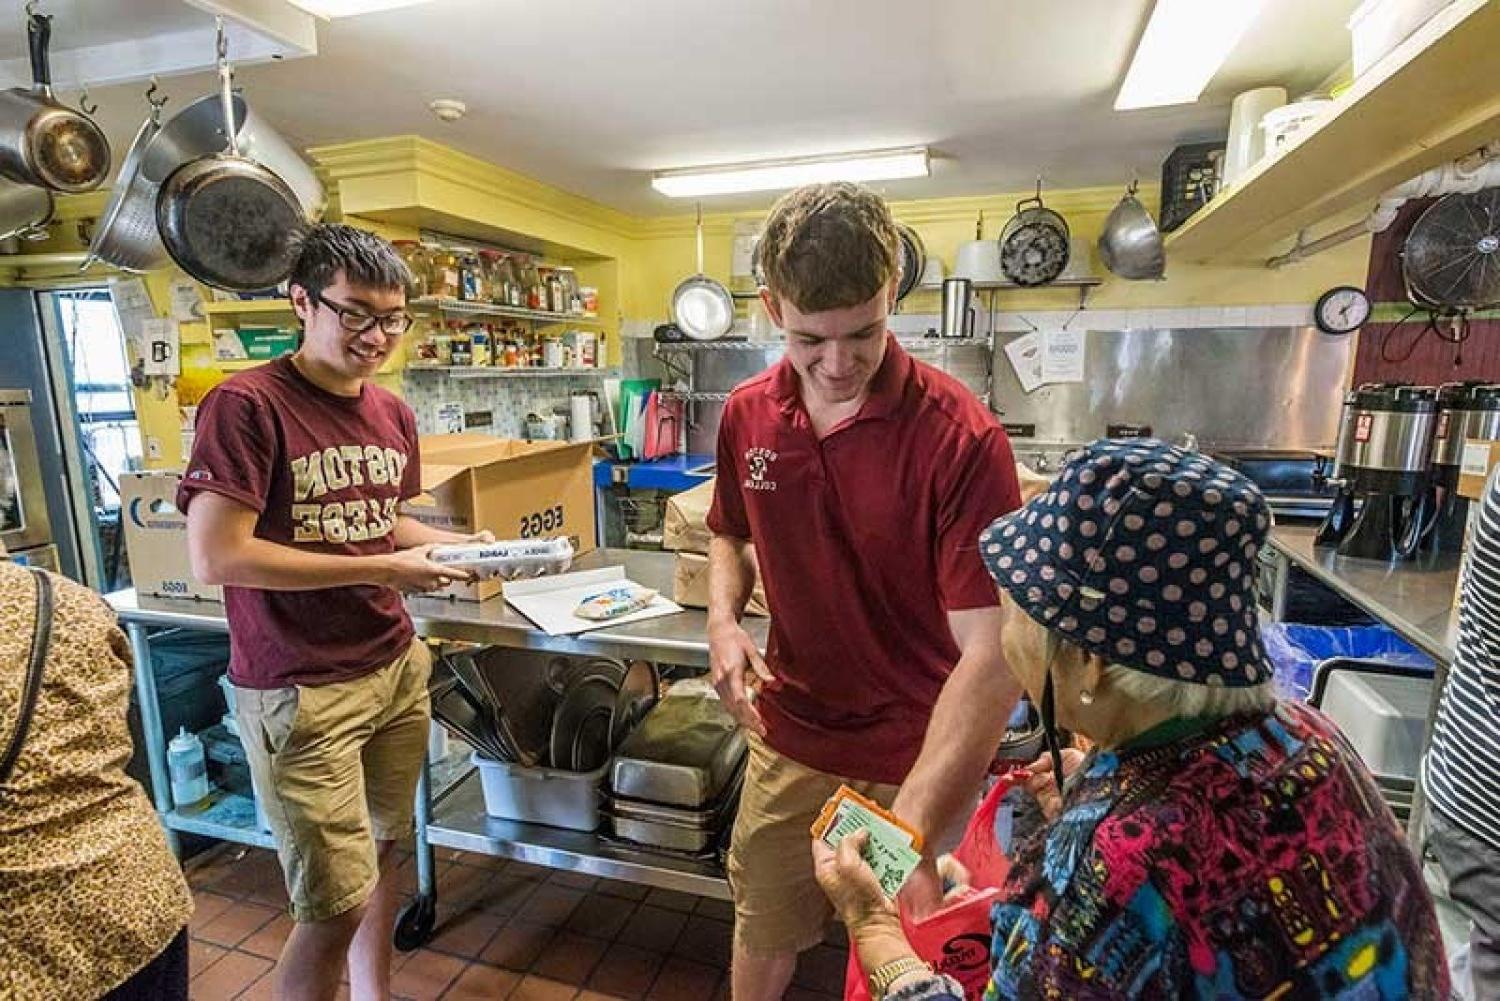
402, 370, 610, 438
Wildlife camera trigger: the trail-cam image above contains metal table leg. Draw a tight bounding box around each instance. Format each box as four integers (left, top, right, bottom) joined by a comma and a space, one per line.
394, 757, 438, 951
126, 621, 179, 856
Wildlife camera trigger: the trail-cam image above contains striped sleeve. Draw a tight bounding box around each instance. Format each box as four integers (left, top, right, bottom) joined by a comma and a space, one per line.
1424, 465, 1500, 852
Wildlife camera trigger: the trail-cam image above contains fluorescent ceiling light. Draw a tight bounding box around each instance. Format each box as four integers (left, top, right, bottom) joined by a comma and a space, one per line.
652, 147, 930, 198
286, 0, 433, 17
1115, 0, 1268, 110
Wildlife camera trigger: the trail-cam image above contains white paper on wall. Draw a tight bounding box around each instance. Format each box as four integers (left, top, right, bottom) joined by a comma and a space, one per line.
1041, 326, 1086, 384
1003, 331, 1044, 394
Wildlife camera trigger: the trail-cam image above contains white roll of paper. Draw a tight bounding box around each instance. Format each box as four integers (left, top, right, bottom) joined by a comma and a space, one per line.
570, 393, 594, 442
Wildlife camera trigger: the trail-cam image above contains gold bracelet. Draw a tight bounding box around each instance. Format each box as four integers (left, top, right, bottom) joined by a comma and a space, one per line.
867, 956, 933, 997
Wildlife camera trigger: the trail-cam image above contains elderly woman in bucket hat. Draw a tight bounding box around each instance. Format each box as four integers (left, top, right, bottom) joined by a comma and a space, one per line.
814, 440, 1449, 1000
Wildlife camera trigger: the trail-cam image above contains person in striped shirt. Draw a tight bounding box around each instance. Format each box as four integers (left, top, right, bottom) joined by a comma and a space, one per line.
1425, 462, 1500, 1001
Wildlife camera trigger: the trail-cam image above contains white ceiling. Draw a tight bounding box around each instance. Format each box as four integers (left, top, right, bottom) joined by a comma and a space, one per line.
12, 0, 1360, 215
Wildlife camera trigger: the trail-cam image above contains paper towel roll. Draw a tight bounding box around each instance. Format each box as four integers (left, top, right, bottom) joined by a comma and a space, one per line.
570, 394, 594, 442
1223, 86, 1287, 187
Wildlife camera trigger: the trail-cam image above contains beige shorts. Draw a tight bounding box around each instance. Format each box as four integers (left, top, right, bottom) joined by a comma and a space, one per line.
235, 639, 432, 922
727, 733, 898, 955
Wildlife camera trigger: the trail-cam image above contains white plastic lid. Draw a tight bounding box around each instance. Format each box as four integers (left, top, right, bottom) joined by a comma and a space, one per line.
169, 726, 197, 751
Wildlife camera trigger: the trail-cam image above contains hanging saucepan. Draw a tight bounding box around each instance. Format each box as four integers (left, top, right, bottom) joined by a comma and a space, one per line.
999, 183, 1070, 286
1097, 181, 1165, 280
0, 174, 52, 243
156, 22, 305, 292
672, 204, 735, 340
0, 11, 110, 194
894, 222, 925, 302
86, 84, 171, 273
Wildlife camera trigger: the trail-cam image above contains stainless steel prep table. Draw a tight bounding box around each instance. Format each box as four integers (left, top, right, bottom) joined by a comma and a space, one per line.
1266, 524, 1461, 843
107, 548, 767, 947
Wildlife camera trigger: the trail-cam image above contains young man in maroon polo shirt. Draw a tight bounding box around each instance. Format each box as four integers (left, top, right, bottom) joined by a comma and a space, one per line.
180, 225, 485, 1001
707, 182, 1024, 999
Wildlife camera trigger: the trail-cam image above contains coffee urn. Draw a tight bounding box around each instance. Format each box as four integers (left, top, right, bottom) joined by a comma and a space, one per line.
1315, 389, 1359, 548
1424, 382, 1500, 554
1319, 384, 1439, 561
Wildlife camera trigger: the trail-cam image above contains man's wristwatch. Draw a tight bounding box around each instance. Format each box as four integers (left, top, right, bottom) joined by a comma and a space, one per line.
867, 956, 933, 997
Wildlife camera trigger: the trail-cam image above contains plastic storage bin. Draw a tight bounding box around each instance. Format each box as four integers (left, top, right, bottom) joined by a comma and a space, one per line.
473, 752, 607, 831
1348, 0, 1452, 77
1315, 665, 1432, 780
1261, 621, 1430, 699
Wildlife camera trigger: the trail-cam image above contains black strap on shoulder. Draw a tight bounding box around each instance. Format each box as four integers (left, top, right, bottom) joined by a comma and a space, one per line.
0, 568, 54, 787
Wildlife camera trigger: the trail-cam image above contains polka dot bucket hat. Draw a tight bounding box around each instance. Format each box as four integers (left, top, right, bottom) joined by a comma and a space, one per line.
980, 438, 1273, 688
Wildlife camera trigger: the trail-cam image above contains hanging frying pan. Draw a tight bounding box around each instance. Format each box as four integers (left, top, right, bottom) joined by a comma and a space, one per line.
0, 10, 110, 194
894, 222, 925, 302
999, 182, 1070, 287
672, 203, 735, 340
156, 20, 304, 292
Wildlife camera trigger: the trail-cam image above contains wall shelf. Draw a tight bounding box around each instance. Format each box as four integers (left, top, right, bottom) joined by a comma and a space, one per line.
410, 297, 601, 326
405, 365, 612, 380
1164, 0, 1500, 263
203, 299, 295, 315
916, 277, 1102, 291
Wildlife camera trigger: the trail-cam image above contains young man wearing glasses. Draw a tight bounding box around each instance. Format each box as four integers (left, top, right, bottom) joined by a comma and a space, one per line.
181, 224, 485, 1001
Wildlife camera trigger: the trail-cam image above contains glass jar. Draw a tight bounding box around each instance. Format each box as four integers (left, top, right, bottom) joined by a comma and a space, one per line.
500, 256, 523, 307
392, 240, 430, 299
554, 267, 581, 314
430, 247, 462, 300
466, 322, 490, 366
478, 251, 504, 305
459, 253, 485, 301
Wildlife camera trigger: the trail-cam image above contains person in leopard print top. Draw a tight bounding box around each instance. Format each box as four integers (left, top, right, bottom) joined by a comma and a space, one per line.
0, 559, 194, 999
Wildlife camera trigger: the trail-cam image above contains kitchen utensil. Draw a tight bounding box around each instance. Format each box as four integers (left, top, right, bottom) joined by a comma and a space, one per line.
606, 766, 745, 852
550, 673, 618, 771
1222, 87, 1286, 186
894, 222, 925, 302
953, 212, 1002, 284
1098, 182, 1166, 280
999, 184, 1070, 287
431, 674, 510, 761
611, 659, 658, 749
672, 204, 735, 340
0, 174, 51, 243
1402, 188, 1500, 312
610, 694, 746, 808
0, 11, 110, 193
940, 278, 975, 339
86, 84, 170, 272
156, 21, 305, 291
446, 651, 526, 763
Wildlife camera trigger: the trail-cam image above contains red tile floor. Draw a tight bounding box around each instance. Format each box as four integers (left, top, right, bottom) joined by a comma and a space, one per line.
184, 843, 848, 1000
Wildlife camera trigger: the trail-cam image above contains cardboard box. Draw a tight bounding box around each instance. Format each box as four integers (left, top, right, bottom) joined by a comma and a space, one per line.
663, 478, 716, 554
120, 471, 223, 604
405, 433, 598, 601
1458, 440, 1500, 501
673, 550, 769, 617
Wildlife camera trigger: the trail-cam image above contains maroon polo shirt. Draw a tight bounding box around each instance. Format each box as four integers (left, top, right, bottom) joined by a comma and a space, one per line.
707, 336, 1020, 783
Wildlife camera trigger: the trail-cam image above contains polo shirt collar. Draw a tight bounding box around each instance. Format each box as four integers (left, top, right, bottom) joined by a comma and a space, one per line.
765, 333, 911, 423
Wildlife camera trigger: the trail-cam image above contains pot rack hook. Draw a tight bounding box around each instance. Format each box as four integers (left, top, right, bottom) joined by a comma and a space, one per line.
78, 82, 96, 115
216, 15, 229, 64
24, 1, 37, 16
145, 76, 168, 115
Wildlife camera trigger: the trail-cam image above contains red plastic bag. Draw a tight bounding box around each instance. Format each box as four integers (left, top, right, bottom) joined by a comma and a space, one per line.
842, 771, 1026, 1000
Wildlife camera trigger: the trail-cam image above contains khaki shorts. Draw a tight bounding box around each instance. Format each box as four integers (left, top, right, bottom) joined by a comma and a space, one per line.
236, 639, 432, 922
727, 733, 898, 955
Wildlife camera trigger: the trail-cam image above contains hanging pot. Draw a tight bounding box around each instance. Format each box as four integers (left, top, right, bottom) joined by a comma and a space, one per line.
1097, 182, 1165, 280
156, 21, 305, 292
0, 12, 110, 193
672, 204, 735, 340
999, 184, 1070, 286
0, 174, 52, 243
86, 85, 171, 273
894, 222, 925, 302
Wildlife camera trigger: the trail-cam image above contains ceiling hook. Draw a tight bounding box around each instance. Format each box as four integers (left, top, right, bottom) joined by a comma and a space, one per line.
24, 1, 38, 17
78, 82, 96, 115
146, 75, 168, 110
216, 15, 229, 63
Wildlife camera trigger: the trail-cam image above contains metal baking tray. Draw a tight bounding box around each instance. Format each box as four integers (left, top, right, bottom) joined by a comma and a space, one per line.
610, 763, 745, 827
609, 695, 746, 808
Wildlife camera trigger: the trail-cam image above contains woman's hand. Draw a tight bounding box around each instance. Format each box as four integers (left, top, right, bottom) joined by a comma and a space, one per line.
1022, 748, 1085, 821
812, 830, 898, 933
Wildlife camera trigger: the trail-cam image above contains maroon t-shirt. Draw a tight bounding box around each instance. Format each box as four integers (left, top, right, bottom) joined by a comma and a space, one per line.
178, 357, 421, 689
708, 338, 1021, 783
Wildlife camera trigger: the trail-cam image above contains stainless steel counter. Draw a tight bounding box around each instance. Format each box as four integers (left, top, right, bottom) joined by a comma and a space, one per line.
1267, 525, 1460, 664
107, 548, 768, 667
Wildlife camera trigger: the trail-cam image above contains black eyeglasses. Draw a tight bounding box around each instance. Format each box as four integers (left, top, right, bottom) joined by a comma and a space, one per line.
314, 291, 414, 336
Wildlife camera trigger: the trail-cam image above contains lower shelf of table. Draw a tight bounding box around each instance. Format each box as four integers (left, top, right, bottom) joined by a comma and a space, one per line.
427, 774, 732, 900
164, 791, 277, 849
